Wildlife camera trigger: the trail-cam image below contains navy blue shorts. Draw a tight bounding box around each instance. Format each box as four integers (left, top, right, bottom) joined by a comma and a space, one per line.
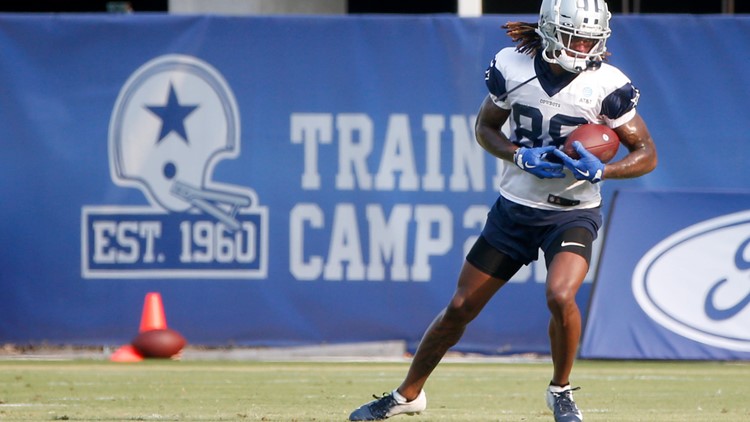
477, 195, 602, 266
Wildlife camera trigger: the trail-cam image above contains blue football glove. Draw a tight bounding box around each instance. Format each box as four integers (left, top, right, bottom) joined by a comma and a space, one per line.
551, 141, 605, 183
513, 146, 565, 179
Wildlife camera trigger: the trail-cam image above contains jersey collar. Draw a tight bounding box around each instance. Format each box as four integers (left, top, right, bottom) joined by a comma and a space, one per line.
534, 54, 578, 97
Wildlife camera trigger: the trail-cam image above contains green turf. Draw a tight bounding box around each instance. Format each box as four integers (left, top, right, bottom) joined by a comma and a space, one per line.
0, 359, 748, 421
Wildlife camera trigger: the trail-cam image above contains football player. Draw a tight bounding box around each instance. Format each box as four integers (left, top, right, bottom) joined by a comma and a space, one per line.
349, 0, 657, 421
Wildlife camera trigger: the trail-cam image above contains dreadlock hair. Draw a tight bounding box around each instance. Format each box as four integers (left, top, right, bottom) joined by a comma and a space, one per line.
503, 22, 542, 57
503, 21, 612, 61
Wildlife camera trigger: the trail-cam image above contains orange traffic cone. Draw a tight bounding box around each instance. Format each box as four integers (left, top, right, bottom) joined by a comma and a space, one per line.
111, 292, 172, 362
139, 292, 167, 332
110, 344, 144, 362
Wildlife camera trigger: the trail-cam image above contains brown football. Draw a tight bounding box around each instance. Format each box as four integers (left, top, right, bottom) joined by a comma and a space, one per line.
563, 124, 620, 163
131, 328, 186, 358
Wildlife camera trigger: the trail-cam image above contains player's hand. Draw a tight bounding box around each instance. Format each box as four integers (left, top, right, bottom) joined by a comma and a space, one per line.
513, 146, 565, 179
552, 141, 605, 183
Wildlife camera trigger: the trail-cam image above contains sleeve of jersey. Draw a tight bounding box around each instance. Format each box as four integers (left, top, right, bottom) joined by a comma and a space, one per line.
484, 56, 510, 109
601, 82, 640, 127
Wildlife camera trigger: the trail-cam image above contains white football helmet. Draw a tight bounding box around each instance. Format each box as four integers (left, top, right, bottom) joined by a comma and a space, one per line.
537, 0, 612, 73
110, 55, 252, 231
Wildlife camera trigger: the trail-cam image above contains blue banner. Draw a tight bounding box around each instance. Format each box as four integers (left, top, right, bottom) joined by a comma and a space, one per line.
1, 14, 749, 354
581, 190, 750, 360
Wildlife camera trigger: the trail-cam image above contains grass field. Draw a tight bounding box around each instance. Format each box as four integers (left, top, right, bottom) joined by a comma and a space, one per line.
0, 358, 749, 421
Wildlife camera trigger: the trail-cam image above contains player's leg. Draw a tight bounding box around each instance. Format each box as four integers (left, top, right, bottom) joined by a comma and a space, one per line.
543, 227, 593, 422
546, 250, 588, 386
394, 198, 531, 401
349, 236, 522, 421
398, 259, 510, 400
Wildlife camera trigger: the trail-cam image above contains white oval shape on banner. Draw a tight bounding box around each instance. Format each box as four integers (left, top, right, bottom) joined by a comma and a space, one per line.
632, 210, 750, 351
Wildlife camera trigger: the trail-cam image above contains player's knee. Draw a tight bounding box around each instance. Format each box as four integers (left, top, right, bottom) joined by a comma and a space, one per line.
444, 296, 477, 325
545, 287, 577, 313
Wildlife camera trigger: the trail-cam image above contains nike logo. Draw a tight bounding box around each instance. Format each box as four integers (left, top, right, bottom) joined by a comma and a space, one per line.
524, 162, 536, 168
575, 169, 589, 177
561, 241, 586, 248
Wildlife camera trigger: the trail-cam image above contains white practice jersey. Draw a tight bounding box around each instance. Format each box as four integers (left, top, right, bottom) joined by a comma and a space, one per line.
485, 47, 639, 210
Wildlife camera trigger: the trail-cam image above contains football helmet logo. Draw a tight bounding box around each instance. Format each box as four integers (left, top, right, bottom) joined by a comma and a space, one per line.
109, 55, 252, 230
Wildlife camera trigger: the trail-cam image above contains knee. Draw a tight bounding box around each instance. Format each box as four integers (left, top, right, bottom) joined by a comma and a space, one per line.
444, 295, 477, 325
546, 287, 577, 315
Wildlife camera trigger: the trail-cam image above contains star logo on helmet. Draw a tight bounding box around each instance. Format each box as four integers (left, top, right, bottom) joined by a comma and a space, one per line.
146, 83, 198, 144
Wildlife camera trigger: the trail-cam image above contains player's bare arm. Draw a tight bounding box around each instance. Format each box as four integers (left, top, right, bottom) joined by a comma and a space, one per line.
605, 113, 658, 179
475, 95, 515, 162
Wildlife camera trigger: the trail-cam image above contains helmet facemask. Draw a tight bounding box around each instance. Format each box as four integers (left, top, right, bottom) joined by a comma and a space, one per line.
537, 0, 612, 73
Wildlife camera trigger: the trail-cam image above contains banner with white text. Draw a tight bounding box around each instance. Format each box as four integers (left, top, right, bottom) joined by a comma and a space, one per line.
1, 14, 749, 354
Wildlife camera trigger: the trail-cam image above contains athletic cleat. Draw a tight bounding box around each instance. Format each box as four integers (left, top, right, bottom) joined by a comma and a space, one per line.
349, 389, 427, 421
546, 385, 583, 422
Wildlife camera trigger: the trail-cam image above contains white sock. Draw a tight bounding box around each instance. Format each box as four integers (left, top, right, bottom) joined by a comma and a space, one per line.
392, 389, 409, 404
548, 384, 571, 393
